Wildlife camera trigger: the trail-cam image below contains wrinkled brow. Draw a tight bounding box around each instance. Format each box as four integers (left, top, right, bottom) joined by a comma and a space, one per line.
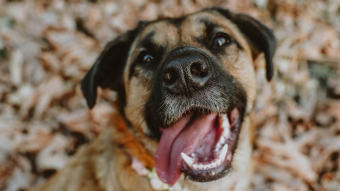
200, 18, 220, 37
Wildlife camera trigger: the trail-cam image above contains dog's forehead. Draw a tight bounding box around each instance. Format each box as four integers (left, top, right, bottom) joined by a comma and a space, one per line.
136, 11, 239, 48
138, 21, 179, 48
181, 12, 239, 42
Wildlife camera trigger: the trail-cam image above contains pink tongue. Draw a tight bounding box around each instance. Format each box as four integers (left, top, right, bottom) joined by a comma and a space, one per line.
155, 113, 217, 186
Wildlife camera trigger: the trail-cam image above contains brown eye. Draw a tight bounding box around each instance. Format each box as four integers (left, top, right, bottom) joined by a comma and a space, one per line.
211, 33, 232, 49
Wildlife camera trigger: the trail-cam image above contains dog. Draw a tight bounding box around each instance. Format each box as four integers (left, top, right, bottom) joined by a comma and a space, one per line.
34, 7, 275, 191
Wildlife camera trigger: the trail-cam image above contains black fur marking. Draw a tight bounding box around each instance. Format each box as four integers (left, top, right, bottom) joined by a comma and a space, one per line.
194, 19, 219, 48
168, 17, 184, 27
81, 27, 142, 109
140, 31, 156, 48
201, 19, 217, 39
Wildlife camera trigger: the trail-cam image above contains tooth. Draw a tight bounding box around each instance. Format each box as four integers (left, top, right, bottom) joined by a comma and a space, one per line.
197, 164, 204, 169
221, 114, 230, 138
215, 136, 226, 152
215, 114, 231, 153
192, 159, 221, 170
219, 144, 229, 160
193, 163, 204, 170
181, 153, 194, 166
200, 164, 205, 169
215, 145, 220, 153
203, 164, 210, 169
193, 164, 205, 170
221, 114, 230, 129
184, 144, 230, 171
211, 160, 218, 168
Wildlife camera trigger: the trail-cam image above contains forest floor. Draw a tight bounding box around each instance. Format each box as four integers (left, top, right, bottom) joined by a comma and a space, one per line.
0, 0, 339, 191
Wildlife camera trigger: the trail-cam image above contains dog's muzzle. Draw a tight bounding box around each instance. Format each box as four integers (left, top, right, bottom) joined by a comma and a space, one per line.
145, 46, 247, 186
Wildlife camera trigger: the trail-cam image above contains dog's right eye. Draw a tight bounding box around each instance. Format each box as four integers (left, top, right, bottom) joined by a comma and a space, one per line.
138, 51, 154, 64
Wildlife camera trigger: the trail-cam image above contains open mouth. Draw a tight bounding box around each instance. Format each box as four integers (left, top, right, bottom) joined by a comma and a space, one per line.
155, 107, 241, 186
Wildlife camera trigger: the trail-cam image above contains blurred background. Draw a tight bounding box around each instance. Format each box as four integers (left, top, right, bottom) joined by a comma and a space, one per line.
0, 0, 339, 190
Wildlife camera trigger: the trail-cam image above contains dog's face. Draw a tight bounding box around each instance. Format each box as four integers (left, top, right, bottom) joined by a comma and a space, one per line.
81, 7, 275, 186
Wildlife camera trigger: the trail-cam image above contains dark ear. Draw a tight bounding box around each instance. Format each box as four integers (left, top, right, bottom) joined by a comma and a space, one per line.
81, 29, 139, 109
213, 8, 276, 81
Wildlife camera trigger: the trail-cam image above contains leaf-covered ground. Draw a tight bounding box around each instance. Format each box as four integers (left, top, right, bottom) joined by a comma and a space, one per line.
0, 0, 339, 190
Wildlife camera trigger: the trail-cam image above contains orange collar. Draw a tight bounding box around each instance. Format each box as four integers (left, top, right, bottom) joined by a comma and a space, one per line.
111, 111, 155, 168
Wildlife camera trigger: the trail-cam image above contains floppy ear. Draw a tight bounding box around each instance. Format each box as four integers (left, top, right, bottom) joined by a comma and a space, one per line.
213, 8, 276, 81
81, 29, 139, 109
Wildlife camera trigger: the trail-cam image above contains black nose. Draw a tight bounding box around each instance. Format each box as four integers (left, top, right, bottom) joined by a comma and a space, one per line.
162, 48, 211, 94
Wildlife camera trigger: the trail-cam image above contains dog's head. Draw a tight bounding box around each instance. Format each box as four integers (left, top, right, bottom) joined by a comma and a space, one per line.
81, 7, 275, 186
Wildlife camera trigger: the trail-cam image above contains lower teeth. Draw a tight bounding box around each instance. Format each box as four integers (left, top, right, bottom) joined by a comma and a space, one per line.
181, 144, 229, 170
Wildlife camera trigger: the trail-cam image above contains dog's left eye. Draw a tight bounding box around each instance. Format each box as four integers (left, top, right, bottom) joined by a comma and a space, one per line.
143, 54, 154, 63
211, 33, 233, 49
138, 51, 154, 64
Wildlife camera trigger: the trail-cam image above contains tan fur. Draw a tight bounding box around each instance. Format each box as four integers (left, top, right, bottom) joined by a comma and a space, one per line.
34, 112, 155, 191
35, 9, 269, 191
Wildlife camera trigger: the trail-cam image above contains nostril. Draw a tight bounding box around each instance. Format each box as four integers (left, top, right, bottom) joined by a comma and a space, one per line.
163, 68, 177, 85
190, 62, 209, 78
